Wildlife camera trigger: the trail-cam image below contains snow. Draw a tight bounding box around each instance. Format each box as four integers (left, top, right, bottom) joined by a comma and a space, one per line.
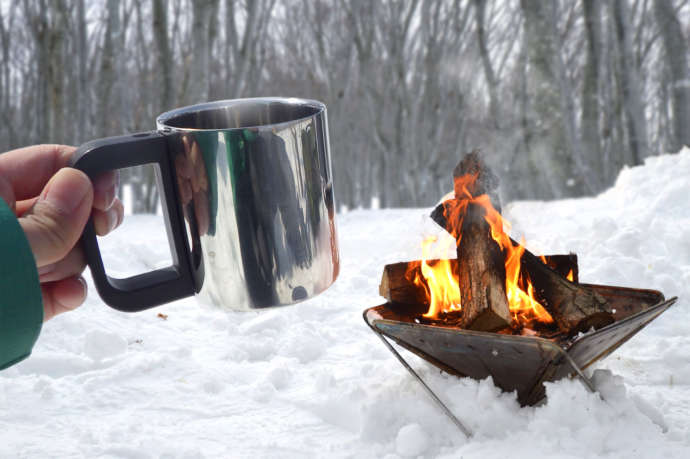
1, 148, 689, 458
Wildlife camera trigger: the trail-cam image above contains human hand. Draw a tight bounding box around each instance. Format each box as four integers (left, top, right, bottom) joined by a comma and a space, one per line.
175, 136, 210, 235
0, 144, 124, 320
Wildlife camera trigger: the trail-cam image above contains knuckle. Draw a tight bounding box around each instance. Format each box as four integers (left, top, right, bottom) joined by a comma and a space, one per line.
28, 209, 72, 254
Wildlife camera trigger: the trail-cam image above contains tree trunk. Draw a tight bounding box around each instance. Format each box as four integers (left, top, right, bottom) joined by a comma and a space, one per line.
520, 0, 584, 198
47, 0, 67, 143
76, 0, 88, 143
653, 0, 690, 152
473, 0, 499, 128
581, 0, 603, 189
153, 0, 173, 112
98, 0, 120, 137
611, 0, 649, 163
189, 0, 217, 103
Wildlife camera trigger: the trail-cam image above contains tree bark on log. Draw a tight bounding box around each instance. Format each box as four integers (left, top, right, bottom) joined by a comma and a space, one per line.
452, 151, 511, 331
380, 254, 578, 306
379, 260, 428, 306
379, 251, 610, 336
519, 247, 613, 335
455, 203, 512, 331
422, 150, 611, 336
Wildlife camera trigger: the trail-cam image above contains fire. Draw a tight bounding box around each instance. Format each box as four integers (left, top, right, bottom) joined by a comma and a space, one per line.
414, 237, 461, 318
410, 173, 555, 328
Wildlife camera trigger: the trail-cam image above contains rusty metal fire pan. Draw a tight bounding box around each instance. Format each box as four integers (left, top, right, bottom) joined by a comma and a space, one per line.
364, 284, 677, 410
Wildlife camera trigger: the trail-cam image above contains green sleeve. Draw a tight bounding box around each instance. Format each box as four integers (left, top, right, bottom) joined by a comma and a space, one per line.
0, 197, 43, 370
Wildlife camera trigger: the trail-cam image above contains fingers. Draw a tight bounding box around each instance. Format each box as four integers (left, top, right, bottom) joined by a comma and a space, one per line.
41, 276, 87, 321
0, 144, 76, 201
19, 168, 93, 267
15, 197, 37, 217
93, 198, 124, 236
92, 170, 119, 211
38, 245, 86, 283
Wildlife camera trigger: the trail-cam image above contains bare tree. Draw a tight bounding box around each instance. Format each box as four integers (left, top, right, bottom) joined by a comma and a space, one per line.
153, 0, 173, 111
76, 0, 88, 143
187, 0, 219, 104
0, 1, 18, 148
2, 0, 688, 210
611, 0, 650, 163
474, 0, 499, 128
653, 0, 690, 151
98, 0, 121, 137
520, 0, 585, 197
581, 0, 604, 189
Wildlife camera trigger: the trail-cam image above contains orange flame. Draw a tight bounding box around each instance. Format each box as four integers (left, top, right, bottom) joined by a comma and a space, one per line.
409, 173, 554, 328
414, 237, 461, 318
566, 269, 574, 282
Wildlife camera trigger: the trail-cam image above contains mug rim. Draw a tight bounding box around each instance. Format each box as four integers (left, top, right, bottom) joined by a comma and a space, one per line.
156, 97, 326, 132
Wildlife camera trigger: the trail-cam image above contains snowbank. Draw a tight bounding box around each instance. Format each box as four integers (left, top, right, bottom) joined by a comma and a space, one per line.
1, 148, 688, 458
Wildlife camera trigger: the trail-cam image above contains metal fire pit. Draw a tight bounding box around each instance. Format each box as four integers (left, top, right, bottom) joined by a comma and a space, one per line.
364, 284, 677, 436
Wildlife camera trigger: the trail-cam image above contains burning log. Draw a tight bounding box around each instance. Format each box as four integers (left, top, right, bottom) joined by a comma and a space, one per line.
431, 151, 501, 236
379, 252, 611, 337
452, 151, 511, 331
421, 149, 613, 336
542, 253, 578, 283
519, 248, 613, 336
454, 203, 512, 331
380, 256, 578, 305
379, 260, 429, 307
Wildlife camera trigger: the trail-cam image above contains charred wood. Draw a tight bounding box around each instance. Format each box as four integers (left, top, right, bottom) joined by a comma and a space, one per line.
452, 151, 511, 331
519, 246, 613, 336
455, 203, 512, 331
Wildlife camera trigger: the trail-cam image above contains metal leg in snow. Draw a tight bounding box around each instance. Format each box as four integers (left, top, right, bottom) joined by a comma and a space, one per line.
371, 329, 473, 438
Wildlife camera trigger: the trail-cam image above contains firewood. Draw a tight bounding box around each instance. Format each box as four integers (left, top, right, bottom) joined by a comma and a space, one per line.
430, 200, 459, 239
451, 151, 511, 332
454, 203, 512, 331
379, 255, 578, 305
379, 260, 428, 306
432, 203, 579, 285
379, 252, 608, 336
519, 247, 613, 335
424, 149, 609, 336
453, 150, 502, 211
542, 253, 578, 283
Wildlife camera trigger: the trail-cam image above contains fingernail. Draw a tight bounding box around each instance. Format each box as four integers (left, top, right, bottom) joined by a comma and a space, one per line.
77, 276, 87, 293
107, 206, 119, 232
41, 169, 91, 214
103, 188, 115, 210
94, 171, 118, 209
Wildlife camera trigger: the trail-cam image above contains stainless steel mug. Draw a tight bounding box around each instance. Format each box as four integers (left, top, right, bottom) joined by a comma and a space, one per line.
70, 98, 339, 311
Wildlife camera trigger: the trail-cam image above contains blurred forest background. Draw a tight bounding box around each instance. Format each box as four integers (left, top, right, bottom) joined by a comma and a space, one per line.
0, 0, 688, 212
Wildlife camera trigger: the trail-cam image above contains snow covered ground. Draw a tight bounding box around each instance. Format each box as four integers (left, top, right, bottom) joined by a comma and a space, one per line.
1, 148, 689, 458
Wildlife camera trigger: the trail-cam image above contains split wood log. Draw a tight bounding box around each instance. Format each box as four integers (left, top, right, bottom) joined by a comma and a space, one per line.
542, 253, 578, 283
431, 150, 501, 238
519, 247, 613, 336
455, 202, 512, 331
379, 260, 429, 306
379, 255, 578, 305
422, 149, 611, 336
453, 151, 511, 331
453, 150, 502, 211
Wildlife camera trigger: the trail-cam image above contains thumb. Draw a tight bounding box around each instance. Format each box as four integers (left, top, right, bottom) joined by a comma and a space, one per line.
20, 168, 93, 267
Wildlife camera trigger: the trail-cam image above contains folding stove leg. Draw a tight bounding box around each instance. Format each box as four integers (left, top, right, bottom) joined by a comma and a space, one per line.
561, 351, 600, 397
371, 329, 473, 438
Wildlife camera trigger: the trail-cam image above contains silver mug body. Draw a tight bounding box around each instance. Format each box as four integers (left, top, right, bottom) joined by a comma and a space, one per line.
156, 98, 339, 310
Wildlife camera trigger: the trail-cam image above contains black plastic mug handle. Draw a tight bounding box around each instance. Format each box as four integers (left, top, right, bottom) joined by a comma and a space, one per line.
69, 131, 196, 311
